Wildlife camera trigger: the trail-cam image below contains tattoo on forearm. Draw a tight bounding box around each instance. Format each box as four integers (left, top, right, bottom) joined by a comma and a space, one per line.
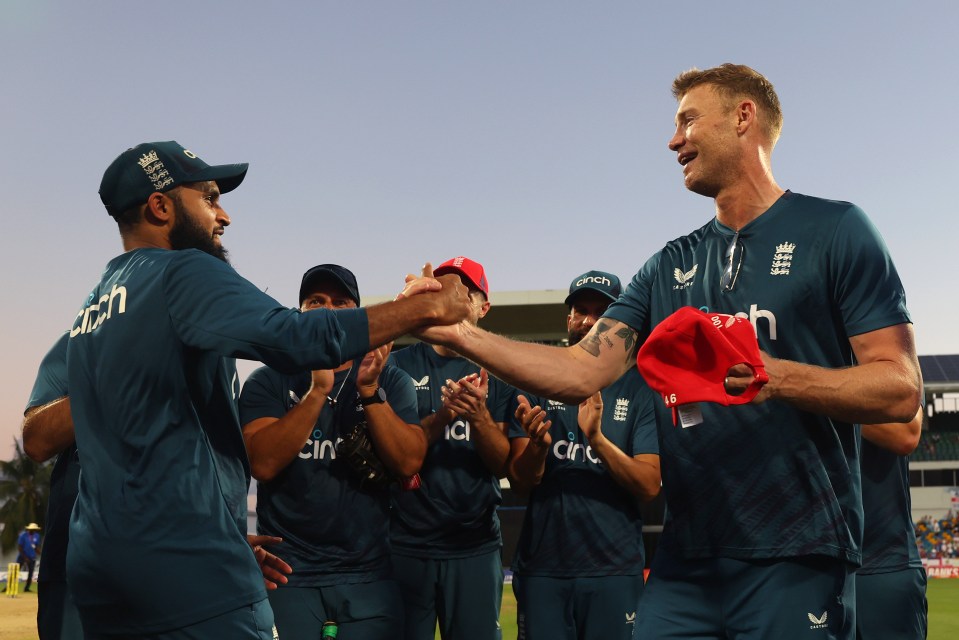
615, 326, 639, 361
578, 320, 617, 358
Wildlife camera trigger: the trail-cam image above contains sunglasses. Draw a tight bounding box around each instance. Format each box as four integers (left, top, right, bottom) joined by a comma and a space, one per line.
720, 232, 744, 291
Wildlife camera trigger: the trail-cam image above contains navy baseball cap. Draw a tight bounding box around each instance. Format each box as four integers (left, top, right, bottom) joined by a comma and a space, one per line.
564, 270, 622, 306
99, 141, 248, 217
299, 264, 361, 306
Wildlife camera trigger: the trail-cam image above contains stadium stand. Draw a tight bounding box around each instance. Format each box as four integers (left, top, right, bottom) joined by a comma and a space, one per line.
916, 513, 959, 559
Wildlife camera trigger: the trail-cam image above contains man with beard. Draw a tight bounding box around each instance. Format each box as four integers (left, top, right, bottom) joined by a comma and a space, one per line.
63, 141, 470, 639
240, 264, 425, 640
507, 271, 660, 640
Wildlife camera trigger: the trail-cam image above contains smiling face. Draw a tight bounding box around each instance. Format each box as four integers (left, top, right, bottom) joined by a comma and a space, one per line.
667, 84, 744, 198
167, 181, 231, 262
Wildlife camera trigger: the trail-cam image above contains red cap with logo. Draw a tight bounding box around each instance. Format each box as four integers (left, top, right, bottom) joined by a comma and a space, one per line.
434, 256, 489, 297
637, 306, 769, 422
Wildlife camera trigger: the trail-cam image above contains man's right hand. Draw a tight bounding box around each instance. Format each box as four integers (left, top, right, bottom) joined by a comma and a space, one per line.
401, 263, 471, 327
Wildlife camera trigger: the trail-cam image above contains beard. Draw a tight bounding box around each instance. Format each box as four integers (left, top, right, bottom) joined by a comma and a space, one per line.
567, 329, 587, 346
169, 203, 230, 263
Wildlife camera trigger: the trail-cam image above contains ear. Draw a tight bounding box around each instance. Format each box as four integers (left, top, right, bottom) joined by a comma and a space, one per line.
143, 191, 174, 225
735, 99, 757, 135
477, 300, 491, 319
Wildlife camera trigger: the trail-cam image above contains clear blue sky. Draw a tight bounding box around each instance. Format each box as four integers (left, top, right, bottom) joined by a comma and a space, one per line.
2, 1, 956, 459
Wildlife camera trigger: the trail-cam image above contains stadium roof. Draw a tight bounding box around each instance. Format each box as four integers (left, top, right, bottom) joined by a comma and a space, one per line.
919, 355, 959, 393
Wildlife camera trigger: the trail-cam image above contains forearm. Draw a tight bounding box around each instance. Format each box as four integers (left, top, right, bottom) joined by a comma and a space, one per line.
420, 409, 456, 445
366, 296, 444, 350
588, 434, 661, 501
469, 416, 511, 478
245, 394, 325, 481
445, 325, 626, 403
365, 406, 428, 477
862, 407, 923, 456
508, 441, 548, 493
22, 397, 74, 462
764, 357, 920, 424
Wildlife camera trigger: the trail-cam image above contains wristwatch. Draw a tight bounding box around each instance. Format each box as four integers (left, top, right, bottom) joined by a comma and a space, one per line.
359, 386, 387, 407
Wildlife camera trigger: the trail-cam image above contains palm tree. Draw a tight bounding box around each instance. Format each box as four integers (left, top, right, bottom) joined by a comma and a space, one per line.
0, 438, 53, 553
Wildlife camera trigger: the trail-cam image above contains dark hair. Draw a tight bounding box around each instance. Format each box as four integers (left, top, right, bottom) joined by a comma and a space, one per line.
672, 63, 783, 143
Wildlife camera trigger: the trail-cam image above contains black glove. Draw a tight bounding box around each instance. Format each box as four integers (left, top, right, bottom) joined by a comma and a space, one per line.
335, 421, 394, 489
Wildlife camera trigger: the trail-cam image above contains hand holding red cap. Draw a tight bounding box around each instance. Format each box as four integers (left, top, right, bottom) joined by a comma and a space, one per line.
637, 307, 769, 422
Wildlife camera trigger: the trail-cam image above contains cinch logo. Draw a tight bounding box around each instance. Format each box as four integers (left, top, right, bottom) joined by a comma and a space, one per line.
446, 419, 471, 441
807, 611, 828, 630
732, 304, 777, 341
299, 428, 343, 460
70, 284, 127, 337
703, 304, 779, 342
577, 275, 611, 287
552, 439, 600, 464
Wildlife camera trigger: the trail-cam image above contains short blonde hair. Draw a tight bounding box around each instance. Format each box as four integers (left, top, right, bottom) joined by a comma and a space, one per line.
672, 63, 783, 143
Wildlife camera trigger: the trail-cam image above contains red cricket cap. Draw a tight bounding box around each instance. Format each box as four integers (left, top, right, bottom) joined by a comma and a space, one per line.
434, 256, 489, 297
637, 307, 769, 422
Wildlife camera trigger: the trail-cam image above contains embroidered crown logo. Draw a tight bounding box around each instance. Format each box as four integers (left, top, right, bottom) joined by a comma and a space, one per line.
776, 242, 796, 254
770, 241, 796, 276
613, 398, 629, 422
137, 150, 160, 168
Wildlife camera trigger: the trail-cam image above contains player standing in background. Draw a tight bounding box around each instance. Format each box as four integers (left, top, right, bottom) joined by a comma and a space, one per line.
22, 333, 84, 639
418, 64, 921, 639
16, 523, 42, 593
857, 407, 928, 639
65, 141, 470, 638
240, 264, 425, 640
388, 256, 520, 640
508, 271, 660, 640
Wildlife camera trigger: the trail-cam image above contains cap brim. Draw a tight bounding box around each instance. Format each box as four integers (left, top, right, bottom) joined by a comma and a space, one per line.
300, 269, 360, 306
434, 266, 484, 294
564, 286, 618, 306
192, 163, 248, 194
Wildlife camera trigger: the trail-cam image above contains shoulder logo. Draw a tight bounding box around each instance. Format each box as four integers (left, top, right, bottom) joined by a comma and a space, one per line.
613, 398, 629, 421
672, 264, 698, 290
770, 242, 795, 276
807, 611, 828, 629
289, 390, 301, 405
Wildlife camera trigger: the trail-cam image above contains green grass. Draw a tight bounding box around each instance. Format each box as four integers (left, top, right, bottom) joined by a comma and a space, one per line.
438, 580, 958, 640
929, 578, 959, 640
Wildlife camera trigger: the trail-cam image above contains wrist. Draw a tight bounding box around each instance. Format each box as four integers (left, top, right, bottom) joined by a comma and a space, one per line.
357, 383, 379, 400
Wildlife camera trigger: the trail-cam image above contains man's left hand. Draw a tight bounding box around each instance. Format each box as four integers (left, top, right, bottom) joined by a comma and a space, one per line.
247, 534, 292, 590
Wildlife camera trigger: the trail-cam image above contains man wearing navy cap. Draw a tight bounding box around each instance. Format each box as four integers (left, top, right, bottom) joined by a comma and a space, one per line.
507, 270, 660, 640
241, 264, 425, 640
63, 141, 471, 638
388, 256, 521, 640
